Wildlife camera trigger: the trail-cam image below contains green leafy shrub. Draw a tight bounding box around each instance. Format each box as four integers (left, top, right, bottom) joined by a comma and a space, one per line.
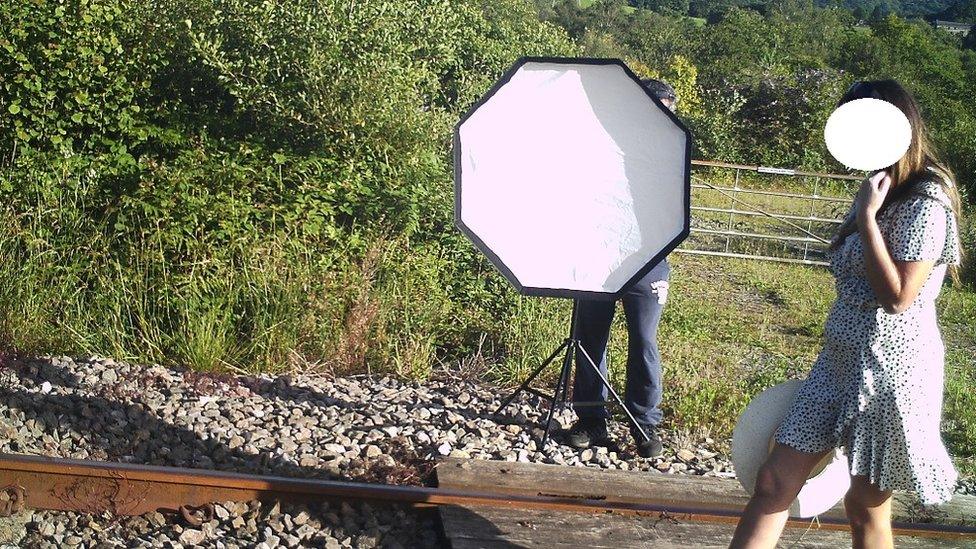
0, 0, 160, 166
0, 0, 577, 374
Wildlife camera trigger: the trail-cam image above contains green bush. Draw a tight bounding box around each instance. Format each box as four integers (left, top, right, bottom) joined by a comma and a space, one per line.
0, 0, 160, 166
1, 1, 975, 442
0, 0, 578, 374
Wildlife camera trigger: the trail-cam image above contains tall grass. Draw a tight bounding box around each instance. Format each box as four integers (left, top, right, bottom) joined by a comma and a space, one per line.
3, 189, 974, 474
2, 147, 972, 476
0, 188, 481, 377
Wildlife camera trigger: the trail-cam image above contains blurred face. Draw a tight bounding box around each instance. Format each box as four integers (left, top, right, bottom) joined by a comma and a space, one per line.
660, 97, 676, 112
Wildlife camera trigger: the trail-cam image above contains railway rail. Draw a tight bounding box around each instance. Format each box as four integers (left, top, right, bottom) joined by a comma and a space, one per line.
2, 452, 975, 545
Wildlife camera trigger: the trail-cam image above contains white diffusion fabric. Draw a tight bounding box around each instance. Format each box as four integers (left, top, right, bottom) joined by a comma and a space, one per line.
458, 62, 688, 294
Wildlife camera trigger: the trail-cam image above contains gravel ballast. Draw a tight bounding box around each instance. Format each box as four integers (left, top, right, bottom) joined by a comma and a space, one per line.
0, 354, 970, 546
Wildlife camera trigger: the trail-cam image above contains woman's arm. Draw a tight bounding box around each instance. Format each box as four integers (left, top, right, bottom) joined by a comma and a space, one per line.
856, 172, 936, 315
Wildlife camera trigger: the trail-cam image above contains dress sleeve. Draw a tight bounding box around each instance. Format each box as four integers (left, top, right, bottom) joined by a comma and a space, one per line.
884, 195, 956, 264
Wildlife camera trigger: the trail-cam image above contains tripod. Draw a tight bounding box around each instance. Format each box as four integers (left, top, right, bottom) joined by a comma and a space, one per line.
494, 299, 651, 452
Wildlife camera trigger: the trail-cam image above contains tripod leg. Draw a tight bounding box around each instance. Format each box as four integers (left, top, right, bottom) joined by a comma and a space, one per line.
493, 340, 569, 416
559, 350, 573, 405
540, 342, 574, 451
576, 342, 651, 444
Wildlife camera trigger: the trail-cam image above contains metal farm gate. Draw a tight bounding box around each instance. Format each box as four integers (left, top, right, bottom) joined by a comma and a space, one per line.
679, 160, 862, 266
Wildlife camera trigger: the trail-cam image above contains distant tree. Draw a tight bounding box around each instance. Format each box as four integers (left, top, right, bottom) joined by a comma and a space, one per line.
608, 6, 697, 67
690, 0, 741, 20
631, 0, 691, 15
732, 70, 847, 169
587, 0, 631, 32
966, 25, 976, 49
544, 0, 591, 39
934, 0, 976, 23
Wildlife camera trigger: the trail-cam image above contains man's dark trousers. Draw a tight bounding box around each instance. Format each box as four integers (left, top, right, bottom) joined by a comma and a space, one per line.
571, 261, 668, 430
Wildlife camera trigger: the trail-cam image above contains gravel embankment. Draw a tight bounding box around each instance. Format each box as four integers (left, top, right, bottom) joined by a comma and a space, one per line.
8, 500, 438, 549
0, 354, 970, 547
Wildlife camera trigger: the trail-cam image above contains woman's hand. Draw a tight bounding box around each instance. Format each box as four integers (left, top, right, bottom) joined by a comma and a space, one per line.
854, 169, 936, 314
856, 170, 892, 228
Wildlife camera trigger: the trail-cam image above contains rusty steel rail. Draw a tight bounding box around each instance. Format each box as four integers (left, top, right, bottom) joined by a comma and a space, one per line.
2, 453, 976, 540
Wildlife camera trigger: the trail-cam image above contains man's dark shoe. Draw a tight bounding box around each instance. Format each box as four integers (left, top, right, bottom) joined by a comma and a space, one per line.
566, 418, 610, 449
632, 424, 664, 458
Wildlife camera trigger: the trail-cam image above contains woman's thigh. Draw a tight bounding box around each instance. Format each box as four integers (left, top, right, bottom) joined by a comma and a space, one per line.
754, 443, 833, 503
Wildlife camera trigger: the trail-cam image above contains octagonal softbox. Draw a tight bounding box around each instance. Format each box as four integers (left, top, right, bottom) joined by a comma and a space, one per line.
454, 58, 692, 301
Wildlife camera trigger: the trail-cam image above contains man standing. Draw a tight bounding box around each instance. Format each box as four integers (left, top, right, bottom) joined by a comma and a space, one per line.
566, 78, 677, 459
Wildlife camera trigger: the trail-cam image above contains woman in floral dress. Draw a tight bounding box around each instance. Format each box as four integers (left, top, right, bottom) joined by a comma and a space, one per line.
730, 80, 964, 549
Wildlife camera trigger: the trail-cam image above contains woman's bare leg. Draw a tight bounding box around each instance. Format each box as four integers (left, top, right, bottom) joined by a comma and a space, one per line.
844, 475, 894, 549
729, 443, 832, 549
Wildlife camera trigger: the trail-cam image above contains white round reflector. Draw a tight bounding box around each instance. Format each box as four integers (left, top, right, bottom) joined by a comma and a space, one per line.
454, 58, 692, 300
824, 98, 911, 172
732, 380, 851, 519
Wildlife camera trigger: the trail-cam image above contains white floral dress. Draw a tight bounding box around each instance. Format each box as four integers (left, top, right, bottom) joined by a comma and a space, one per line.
775, 177, 961, 505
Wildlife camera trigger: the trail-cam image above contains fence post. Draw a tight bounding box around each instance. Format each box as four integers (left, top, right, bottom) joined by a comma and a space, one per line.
725, 167, 740, 254
802, 176, 821, 262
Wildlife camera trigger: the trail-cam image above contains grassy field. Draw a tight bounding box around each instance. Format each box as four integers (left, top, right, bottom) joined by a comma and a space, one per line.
662, 254, 975, 476
489, 253, 976, 477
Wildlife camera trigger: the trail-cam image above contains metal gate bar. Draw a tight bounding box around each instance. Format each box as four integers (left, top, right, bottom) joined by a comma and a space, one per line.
675, 249, 831, 267
682, 161, 859, 265
690, 183, 850, 203
691, 207, 845, 225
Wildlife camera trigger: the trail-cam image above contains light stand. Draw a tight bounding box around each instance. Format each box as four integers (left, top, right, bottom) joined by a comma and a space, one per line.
494, 299, 652, 452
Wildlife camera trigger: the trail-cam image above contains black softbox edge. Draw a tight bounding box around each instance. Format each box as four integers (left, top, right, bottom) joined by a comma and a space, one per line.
453, 56, 694, 302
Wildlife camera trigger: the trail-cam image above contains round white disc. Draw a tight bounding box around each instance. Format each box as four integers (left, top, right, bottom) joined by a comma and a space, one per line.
824, 98, 911, 172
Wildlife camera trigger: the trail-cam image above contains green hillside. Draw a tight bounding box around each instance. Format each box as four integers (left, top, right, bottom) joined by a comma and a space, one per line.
581, 0, 974, 21
2, 0, 975, 468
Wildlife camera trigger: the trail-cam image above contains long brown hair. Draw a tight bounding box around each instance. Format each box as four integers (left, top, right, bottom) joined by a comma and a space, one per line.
830, 79, 964, 283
